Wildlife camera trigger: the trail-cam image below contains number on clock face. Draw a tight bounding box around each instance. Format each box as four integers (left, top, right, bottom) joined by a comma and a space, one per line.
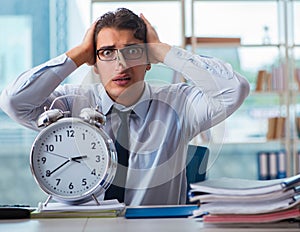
31, 119, 109, 198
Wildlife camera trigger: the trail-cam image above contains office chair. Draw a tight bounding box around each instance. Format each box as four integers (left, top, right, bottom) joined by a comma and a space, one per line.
186, 145, 209, 204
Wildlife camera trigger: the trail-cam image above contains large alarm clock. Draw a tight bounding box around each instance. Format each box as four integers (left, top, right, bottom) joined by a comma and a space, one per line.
30, 106, 117, 205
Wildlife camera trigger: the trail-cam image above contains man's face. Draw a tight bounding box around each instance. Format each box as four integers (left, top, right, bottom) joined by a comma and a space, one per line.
94, 27, 149, 106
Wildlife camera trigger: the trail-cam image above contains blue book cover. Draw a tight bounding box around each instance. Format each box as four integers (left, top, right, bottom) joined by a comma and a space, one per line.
276, 150, 287, 179
125, 205, 198, 219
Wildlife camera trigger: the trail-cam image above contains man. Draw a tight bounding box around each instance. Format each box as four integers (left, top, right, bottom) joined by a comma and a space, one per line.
0, 8, 249, 205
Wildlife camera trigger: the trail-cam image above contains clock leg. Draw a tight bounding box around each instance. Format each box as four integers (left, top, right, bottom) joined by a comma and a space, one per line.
92, 194, 100, 205
43, 195, 53, 207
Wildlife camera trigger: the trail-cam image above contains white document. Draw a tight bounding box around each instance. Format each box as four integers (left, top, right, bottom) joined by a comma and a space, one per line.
37, 199, 125, 212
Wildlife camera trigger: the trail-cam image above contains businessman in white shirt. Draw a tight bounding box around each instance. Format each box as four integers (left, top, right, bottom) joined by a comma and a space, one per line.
0, 8, 250, 205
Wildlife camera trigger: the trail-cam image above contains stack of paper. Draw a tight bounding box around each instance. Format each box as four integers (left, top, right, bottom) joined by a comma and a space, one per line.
31, 199, 125, 218
188, 174, 300, 225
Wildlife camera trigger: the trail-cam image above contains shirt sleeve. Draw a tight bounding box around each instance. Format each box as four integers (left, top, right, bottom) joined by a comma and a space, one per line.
0, 54, 78, 130
163, 46, 250, 138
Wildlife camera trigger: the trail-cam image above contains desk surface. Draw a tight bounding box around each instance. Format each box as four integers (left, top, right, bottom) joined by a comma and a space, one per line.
0, 217, 299, 232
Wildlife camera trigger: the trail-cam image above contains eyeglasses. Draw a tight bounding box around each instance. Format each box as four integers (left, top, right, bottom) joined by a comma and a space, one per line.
96, 45, 144, 61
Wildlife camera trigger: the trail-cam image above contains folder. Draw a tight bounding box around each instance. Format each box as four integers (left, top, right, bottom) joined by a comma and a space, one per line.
189, 174, 300, 196
189, 175, 300, 216
125, 205, 198, 219
31, 199, 125, 218
203, 207, 300, 224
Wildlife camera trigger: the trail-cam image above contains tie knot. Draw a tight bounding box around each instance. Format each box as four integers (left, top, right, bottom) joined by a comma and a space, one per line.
117, 110, 129, 122
112, 107, 131, 123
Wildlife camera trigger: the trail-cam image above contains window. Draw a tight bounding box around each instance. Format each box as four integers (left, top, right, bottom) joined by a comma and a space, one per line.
91, 1, 182, 46
0, 0, 58, 205
0, 16, 32, 90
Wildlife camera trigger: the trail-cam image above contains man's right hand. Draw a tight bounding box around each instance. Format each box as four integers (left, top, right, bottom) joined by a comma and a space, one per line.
66, 22, 97, 67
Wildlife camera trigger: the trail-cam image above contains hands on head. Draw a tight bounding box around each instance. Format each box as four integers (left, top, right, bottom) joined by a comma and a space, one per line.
67, 11, 171, 68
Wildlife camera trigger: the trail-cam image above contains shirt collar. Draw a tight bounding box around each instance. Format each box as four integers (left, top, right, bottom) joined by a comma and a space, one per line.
100, 86, 115, 115
100, 83, 151, 120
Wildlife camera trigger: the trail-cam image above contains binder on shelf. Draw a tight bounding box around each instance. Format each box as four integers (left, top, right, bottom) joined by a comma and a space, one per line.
277, 150, 287, 179
268, 151, 277, 180
257, 150, 287, 180
257, 151, 269, 180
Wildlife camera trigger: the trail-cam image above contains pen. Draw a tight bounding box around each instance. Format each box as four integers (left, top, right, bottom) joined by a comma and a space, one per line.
0, 205, 30, 208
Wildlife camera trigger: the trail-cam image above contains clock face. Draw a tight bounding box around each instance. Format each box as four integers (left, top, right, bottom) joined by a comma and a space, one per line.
30, 118, 116, 204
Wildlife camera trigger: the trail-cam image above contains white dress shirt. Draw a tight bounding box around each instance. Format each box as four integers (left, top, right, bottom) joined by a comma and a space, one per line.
0, 46, 250, 205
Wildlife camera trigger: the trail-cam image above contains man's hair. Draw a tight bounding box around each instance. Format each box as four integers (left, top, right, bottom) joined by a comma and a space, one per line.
94, 8, 147, 49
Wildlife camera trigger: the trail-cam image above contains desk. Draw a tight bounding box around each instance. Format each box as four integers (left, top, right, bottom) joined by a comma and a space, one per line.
0, 217, 299, 232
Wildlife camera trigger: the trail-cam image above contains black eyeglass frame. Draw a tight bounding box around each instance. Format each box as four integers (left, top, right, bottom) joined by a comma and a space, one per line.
96, 45, 145, 61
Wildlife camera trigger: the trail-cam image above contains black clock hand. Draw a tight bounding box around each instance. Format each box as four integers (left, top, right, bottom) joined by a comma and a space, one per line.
48, 160, 70, 176
47, 155, 86, 176
71, 155, 88, 162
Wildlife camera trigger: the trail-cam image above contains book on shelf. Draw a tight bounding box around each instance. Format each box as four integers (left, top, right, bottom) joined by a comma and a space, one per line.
188, 174, 300, 218
184, 37, 241, 45
266, 117, 286, 140
255, 70, 267, 92
30, 199, 125, 218
295, 68, 300, 90
295, 117, 300, 138
297, 151, 300, 176
254, 66, 286, 93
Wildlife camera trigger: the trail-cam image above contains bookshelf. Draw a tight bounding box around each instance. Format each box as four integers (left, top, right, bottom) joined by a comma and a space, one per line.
184, 0, 300, 178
